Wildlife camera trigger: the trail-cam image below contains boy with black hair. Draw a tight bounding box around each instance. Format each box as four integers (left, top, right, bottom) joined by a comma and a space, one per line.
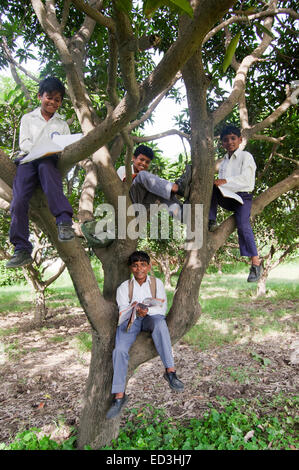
208, 124, 263, 282
106, 250, 184, 420
6, 77, 74, 269
117, 144, 192, 220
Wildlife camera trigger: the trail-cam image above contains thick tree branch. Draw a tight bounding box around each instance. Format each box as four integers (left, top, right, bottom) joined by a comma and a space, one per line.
112, 1, 139, 106
106, 32, 119, 108
71, 0, 115, 32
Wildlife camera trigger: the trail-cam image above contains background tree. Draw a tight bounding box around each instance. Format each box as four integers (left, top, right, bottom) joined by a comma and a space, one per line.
0, 0, 298, 448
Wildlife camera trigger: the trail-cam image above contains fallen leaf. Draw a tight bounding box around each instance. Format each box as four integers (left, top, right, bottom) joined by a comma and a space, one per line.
244, 430, 254, 442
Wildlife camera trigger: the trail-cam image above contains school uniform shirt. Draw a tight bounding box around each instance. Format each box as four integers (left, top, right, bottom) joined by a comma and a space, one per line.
19, 107, 70, 155
116, 165, 134, 181
219, 148, 256, 193
116, 275, 167, 317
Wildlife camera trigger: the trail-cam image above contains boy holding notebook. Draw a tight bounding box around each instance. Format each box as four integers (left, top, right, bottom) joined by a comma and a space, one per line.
7, 77, 74, 268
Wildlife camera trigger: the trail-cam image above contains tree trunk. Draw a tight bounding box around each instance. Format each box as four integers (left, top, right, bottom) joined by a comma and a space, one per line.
77, 327, 120, 449
34, 289, 47, 324
256, 273, 267, 297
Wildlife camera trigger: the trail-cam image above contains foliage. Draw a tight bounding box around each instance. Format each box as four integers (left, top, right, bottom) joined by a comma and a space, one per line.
1, 396, 297, 450
0, 260, 25, 286
0, 428, 76, 450
104, 400, 298, 450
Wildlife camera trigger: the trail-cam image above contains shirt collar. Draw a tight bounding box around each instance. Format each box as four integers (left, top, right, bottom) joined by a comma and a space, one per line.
132, 275, 151, 287
224, 147, 242, 160
33, 107, 61, 121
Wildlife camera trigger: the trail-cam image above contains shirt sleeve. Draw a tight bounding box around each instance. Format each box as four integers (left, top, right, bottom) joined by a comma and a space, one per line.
147, 278, 168, 316
223, 152, 256, 192
19, 114, 33, 154
116, 166, 125, 181
116, 281, 130, 314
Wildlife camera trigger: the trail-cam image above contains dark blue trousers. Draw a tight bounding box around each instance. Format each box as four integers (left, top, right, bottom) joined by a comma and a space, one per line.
209, 185, 258, 257
9, 156, 73, 254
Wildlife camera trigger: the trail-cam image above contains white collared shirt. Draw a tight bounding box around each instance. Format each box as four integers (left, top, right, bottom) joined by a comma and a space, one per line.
218, 148, 256, 193
116, 275, 167, 316
19, 107, 70, 155
116, 165, 134, 181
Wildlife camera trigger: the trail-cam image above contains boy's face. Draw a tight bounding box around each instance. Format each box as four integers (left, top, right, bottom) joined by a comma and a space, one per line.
221, 133, 242, 156
38, 90, 63, 118
132, 153, 151, 173
130, 260, 151, 284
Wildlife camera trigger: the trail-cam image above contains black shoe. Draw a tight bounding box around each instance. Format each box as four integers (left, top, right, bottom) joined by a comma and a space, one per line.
106, 394, 128, 420
163, 371, 184, 392
176, 164, 192, 199
57, 222, 75, 242
208, 220, 218, 232
6, 250, 33, 268
247, 264, 263, 282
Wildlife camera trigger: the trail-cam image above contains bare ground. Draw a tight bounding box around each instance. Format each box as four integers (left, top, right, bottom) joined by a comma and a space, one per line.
0, 301, 298, 446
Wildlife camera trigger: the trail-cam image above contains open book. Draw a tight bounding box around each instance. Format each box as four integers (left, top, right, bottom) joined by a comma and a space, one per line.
20, 133, 83, 164
118, 298, 165, 331
218, 185, 243, 204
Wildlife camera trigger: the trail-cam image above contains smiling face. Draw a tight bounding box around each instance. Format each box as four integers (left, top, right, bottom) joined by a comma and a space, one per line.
221, 133, 242, 156
132, 153, 152, 173
129, 260, 151, 285
38, 90, 63, 120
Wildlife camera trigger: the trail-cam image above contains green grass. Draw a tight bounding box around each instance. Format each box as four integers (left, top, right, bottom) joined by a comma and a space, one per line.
181, 261, 299, 350
72, 332, 92, 353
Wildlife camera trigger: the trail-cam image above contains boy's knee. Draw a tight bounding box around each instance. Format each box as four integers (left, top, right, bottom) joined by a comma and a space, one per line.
113, 343, 130, 357
134, 170, 149, 184
150, 316, 167, 332
11, 198, 29, 213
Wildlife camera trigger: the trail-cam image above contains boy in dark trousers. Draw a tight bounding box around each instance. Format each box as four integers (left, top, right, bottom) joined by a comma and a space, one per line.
6, 77, 74, 268
208, 125, 263, 282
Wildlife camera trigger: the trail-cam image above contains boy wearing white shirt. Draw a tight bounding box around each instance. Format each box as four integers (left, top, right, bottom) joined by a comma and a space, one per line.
209, 125, 263, 283
106, 251, 184, 420
7, 77, 74, 268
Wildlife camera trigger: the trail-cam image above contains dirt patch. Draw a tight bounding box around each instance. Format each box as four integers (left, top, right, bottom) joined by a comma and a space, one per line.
0, 304, 298, 445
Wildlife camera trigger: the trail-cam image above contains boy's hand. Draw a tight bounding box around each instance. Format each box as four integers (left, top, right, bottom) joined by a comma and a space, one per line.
136, 304, 148, 317
214, 179, 227, 186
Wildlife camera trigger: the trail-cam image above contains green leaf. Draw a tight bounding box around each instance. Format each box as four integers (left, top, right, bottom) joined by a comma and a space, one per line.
255, 22, 275, 39
168, 0, 193, 17
222, 32, 241, 73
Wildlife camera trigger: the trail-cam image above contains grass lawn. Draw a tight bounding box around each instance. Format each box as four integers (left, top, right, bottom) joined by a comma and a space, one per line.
182, 260, 298, 350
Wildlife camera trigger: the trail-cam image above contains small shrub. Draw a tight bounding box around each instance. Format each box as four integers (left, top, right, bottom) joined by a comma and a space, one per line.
0, 260, 25, 287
